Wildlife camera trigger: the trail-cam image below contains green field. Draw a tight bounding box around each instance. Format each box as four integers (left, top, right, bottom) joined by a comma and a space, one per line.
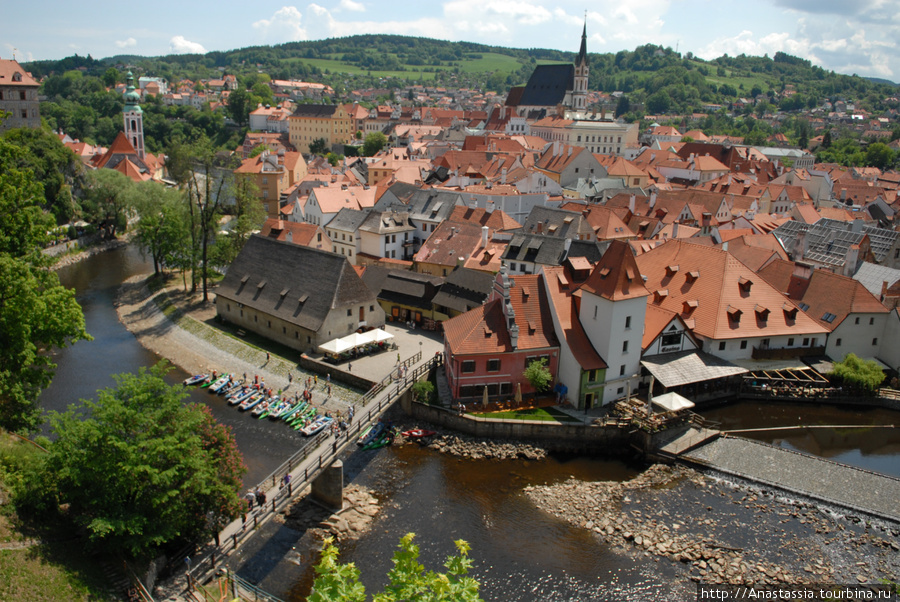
282, 50, 524, 81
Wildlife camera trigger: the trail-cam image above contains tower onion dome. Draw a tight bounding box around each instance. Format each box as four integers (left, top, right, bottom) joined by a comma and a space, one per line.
123, 71, 142, 114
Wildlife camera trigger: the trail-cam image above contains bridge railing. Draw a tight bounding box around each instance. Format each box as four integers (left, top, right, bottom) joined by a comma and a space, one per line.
195, 354, 443, 569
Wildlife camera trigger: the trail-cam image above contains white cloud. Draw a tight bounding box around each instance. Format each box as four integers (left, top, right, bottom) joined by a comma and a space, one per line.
444, 0, 552, 27
169, 36, 207, 54
339, 0, 365, 12
115, 37, 137, 49
253, 6, 308, 43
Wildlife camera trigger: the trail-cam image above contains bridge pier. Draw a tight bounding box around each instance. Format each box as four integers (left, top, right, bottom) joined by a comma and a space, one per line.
311, 459, 344, 511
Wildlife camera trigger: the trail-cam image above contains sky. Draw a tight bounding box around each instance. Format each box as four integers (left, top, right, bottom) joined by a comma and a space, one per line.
3, 0, 899, 81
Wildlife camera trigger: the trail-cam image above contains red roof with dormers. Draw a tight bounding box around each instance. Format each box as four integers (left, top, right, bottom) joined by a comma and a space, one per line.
635, 239, 827, 340
442, 273, 558, 355
758, 259, 889, 331
580, 240, 650, 302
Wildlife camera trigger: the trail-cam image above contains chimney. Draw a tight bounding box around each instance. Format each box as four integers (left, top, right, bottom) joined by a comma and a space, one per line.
567, 146, 572, 157
481, 226, 489, 248
286, 229, 293, 244
882, 280, 889, 301
672, 222, 679, 238
501, 167, 507, 185
629, 194, 636, 213
792, 261, 813, 282
649, 192, 657, 208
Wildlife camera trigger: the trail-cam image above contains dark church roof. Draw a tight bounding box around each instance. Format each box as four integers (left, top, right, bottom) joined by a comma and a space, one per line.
517, 64, 574, 107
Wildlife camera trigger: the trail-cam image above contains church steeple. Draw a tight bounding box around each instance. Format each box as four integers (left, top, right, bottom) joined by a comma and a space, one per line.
577, 21, 588, 68
572, 21, 589, 111
123, 71, 145, 159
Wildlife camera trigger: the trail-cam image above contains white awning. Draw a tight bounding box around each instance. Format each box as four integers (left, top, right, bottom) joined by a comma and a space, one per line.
364, 328, 394, 343
651, 391, 695, 412
318, 338, 354, 354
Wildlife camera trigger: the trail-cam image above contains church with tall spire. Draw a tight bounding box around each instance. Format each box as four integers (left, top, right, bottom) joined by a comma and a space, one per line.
504, 21, 591, 118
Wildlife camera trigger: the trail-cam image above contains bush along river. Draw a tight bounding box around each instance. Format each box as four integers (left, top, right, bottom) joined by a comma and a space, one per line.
44, 245, 900, 601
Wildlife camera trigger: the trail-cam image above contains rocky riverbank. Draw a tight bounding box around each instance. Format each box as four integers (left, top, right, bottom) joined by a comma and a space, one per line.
391, 422, 549, 460
280, 484, 380, 543
525, 464, 900, 587
50, 237, 130, 271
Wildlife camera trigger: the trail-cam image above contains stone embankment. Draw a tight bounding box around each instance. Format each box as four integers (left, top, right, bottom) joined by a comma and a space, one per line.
50, 238, 129, 271
524, 464, 900, 586
415, 430, 548, 460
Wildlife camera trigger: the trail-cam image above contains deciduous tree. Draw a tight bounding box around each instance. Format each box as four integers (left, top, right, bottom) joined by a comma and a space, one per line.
523, 358, 552, 393
44, 363, 245, 558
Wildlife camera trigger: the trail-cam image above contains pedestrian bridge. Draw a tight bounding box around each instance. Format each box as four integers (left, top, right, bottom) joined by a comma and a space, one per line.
179, 352, 440, 594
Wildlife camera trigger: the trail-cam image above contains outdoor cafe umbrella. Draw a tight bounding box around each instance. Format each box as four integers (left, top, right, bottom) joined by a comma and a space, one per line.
483, 385, 489, 408
514, 382, 522, 404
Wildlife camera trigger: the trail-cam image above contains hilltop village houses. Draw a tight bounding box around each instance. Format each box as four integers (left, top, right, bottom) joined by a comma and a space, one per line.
32, 24, 900, 411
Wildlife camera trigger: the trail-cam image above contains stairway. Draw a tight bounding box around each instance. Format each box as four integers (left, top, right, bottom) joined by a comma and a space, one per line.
435, 369, 453, 408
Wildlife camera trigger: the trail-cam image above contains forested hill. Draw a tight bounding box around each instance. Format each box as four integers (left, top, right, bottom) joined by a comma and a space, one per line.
24, 35, 900, 139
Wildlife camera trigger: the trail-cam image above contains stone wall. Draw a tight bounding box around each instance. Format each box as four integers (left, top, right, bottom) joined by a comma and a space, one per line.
402, 399, 634, 453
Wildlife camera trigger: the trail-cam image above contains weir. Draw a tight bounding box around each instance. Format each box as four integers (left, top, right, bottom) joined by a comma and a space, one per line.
672, 433, 900, 524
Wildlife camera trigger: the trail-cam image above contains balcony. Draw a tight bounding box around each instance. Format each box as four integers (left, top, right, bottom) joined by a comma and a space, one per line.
751, 346, 825, 360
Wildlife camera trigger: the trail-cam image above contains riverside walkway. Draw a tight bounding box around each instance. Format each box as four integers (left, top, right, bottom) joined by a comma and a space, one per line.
682, 435, 900, 524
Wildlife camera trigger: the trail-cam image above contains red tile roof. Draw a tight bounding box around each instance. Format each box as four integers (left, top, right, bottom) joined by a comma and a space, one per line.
443, 273, 557, 355
543, 266, 607, 369
758, 259, 888, 330
636, 240, 827, 340
580, 240, 650, 301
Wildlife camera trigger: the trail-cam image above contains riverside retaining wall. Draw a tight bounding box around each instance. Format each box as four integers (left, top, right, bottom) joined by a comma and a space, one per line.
402, 399, 634, 453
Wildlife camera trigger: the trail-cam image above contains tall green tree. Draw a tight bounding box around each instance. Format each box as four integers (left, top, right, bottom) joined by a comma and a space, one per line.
130, 182, 190, 275
81, 168, 135, 238
0, 139, 89, 431
43, 363, 245, 558
362, 132, 387, 157
0, 256, 90, 431
309, 533, 483, 602
210, 175, 265, 268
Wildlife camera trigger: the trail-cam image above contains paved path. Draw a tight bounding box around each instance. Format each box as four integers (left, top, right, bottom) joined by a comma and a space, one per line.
684, 436, 900, 524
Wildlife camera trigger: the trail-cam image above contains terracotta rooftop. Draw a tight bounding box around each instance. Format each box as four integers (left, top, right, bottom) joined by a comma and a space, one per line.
635, 239, 828, 340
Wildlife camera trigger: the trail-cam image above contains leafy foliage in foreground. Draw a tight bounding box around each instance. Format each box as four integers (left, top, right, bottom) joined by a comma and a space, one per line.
308, 533, 483, 602
41, 362, 246, 558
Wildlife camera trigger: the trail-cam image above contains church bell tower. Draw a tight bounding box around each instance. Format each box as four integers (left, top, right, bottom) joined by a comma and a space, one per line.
572, 22, 589, 112
123, 71, 145, 159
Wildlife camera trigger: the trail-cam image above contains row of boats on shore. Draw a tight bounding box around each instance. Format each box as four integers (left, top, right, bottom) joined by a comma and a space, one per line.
184, 372, 440, 446
184, 372, 335, 437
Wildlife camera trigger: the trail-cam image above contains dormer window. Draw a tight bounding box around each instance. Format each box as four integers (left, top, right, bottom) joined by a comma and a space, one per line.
783, 303, 798, 320
726, 305, 742, 323
665, 264, 679, 277
655, 289, 668, 303
683, 299, 698, 315
686, 270, 699, 283
738, 276, 752, 292
755, 304, 770, 321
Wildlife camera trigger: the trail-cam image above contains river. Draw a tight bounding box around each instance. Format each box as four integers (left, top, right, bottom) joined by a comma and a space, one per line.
40, 245, 900, 601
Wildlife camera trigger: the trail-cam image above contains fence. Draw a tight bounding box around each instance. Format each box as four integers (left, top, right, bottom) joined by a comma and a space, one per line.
180, 354, 440, 595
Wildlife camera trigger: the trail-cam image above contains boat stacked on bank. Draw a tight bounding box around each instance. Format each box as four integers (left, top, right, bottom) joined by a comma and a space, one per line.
200, 371, 342, 437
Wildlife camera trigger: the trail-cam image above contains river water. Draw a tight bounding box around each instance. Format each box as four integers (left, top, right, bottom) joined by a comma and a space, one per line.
41, 246, 900, 600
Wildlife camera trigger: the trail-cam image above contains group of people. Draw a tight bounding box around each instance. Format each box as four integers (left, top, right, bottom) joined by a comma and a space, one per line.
245, 486, 268, 511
